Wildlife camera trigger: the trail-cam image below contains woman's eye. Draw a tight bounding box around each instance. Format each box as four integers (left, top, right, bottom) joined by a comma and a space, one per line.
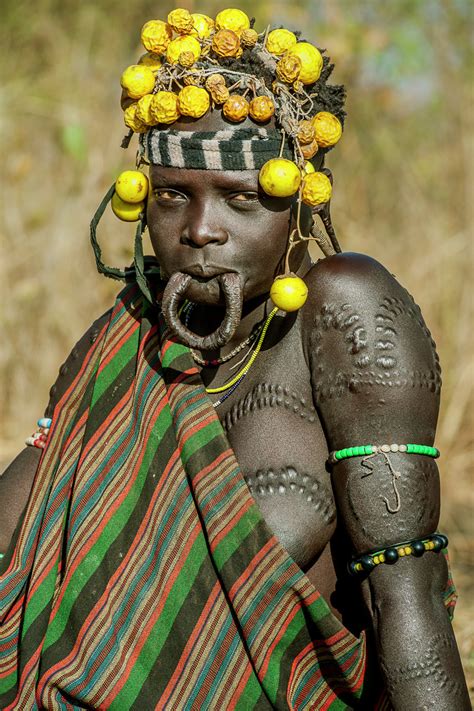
153, 189, 186, 202
230, 192, 259, 203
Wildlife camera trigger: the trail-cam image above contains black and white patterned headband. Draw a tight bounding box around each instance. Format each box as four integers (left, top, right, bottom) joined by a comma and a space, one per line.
143, 127, 293, 170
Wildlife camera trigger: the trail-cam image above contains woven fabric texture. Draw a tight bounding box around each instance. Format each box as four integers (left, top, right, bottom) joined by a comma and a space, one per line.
144, 127, 293, 170
2, 284, 457, 709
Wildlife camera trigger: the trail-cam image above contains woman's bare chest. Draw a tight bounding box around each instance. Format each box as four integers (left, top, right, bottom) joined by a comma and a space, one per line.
213, 341, 337, 572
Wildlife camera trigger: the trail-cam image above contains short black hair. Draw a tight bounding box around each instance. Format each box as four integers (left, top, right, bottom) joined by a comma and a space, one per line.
217, 36, 346, 129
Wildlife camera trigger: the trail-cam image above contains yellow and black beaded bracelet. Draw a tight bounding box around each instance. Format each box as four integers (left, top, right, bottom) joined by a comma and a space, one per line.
328, 443, 439, 466
348, 533, 448, 576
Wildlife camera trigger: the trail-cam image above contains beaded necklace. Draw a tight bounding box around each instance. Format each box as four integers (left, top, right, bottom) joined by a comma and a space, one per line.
206, 307, 278, 397
181, 301, 279, 408
183, 303, 266, 367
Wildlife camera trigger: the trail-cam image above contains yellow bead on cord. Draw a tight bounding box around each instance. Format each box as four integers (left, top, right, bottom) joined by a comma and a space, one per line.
206, 308, 278, 394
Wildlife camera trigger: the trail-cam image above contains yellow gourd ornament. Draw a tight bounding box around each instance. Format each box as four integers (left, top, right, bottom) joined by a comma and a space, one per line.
270, 274, 308, 312
115, 171, 149, 203
259, 158, 301, 197
111, 193, 145, 222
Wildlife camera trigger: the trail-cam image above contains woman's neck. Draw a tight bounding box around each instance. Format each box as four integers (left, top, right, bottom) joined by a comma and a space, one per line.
187, 250, 312, 360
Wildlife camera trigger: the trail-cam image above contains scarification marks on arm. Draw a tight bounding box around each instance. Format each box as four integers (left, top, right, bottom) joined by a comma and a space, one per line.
381, 633, 465, 700
311, 292, 441, 403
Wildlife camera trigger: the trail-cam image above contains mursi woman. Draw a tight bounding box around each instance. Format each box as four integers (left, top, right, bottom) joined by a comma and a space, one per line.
0, 8, 469, 710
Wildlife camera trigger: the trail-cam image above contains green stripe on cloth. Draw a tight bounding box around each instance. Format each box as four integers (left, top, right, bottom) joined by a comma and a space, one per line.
41, 402, 174, 654
108, 534, 210, 710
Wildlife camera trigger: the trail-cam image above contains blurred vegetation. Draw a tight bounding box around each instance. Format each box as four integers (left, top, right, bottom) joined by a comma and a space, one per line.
1, 0, 472, 694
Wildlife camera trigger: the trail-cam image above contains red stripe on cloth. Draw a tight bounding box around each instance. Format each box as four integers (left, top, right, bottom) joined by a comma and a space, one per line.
192, 449, 233, 487
37, 448, 184, 699
98, 519, 203, 708
47, 397, 168, 617
210, 496, 255, 550
97, 317, 141, 374
229, 537, 277, 600
159, 581, 223, 705
4, 644, 42, 710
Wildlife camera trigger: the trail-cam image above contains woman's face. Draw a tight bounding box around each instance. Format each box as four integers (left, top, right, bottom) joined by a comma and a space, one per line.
146, 112, 312, 306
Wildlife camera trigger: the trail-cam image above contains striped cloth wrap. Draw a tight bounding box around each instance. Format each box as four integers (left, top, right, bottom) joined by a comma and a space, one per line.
0, 284, 456, 709
144, 127, 294, 170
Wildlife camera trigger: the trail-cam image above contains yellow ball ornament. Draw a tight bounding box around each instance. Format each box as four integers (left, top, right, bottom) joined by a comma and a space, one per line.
300, 139, 319, 160
258, 158, 301, 197
286, 42, 323, 84
191, 13, 214, 38
141, 20, 173, 54
301, 172, 332, 206
138, 52, 162, 72
168, 8, 194, 34
136, 95, 159, 125
206, 75, 230, 104
115, 171, 149, 204
301, 160, 316, 177
150, 91, 180, 124
178, 85, 210, 118
249, 95, 275, 122
222, 94, 250, 122
120, 64, 156, 100
266, 29, 297, 56
111, 193, 145, 222
270, 274, 308, 312
215, 8, 250, 35
167, 36, 201, 64
276, 54, 302, 83
297, 119, 316, 145
241, 28, 259, 48
212, 29, 241, 58
123, 103, 147, 133
312, 111, 343, 147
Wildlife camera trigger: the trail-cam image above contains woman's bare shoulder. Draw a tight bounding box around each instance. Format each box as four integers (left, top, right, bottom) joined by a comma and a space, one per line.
0, 309, 112, 554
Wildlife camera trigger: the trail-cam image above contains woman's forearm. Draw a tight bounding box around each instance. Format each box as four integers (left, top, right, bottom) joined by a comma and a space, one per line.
367, 558, 470, 710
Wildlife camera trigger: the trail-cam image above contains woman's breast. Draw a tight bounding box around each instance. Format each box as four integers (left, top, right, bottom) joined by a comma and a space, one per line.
218, 380, 337, 572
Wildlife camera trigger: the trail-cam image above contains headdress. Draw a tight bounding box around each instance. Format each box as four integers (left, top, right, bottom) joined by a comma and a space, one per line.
91, 8, 345, 322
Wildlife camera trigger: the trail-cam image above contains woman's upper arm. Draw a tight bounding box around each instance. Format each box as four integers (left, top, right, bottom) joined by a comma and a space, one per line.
0, 311, 111, 553
303, 252, 442, 552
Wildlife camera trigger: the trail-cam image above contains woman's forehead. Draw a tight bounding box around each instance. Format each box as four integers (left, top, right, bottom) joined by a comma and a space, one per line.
149, 164, 260, 189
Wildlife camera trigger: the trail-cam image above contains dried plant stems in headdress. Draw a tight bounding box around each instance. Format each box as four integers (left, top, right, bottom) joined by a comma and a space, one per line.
91, 7, 346, 319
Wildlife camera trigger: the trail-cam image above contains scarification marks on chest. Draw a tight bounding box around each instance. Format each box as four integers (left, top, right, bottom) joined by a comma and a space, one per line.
243, 466, 336, 525
221, 382, 317, 432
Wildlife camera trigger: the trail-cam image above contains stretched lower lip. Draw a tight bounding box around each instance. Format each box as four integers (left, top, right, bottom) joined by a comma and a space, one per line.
189, 275, 220, 283
183, 268, 232, 280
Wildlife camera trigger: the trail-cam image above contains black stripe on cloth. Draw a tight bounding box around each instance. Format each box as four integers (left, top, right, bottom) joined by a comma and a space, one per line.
38, 420, 180, 674
128, 554, 225, 710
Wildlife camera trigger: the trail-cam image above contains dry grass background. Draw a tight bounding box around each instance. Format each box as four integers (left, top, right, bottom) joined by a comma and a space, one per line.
1, 0, 472, 696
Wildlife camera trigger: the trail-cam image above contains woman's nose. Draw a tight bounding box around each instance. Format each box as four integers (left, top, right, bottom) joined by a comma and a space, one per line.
181, 202, 228, 247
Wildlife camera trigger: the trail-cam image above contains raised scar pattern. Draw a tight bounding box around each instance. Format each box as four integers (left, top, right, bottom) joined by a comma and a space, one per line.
311, 291, 441, 402
346, 458, 434, 541
244, 466, 336, 525
221, 382, 317, 432
381, 633, 464, 699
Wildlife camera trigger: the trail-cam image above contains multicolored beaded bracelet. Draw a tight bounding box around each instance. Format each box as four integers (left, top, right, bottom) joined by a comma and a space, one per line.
328, 443, 439, 466
348, 533, 448, 576
25, 417, 52, 450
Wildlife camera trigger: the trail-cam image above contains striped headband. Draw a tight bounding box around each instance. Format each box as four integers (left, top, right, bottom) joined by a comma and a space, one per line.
144, 127, 293, 170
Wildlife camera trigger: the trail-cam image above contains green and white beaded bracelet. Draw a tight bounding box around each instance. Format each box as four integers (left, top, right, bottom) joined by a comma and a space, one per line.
328, 443, 440, 466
